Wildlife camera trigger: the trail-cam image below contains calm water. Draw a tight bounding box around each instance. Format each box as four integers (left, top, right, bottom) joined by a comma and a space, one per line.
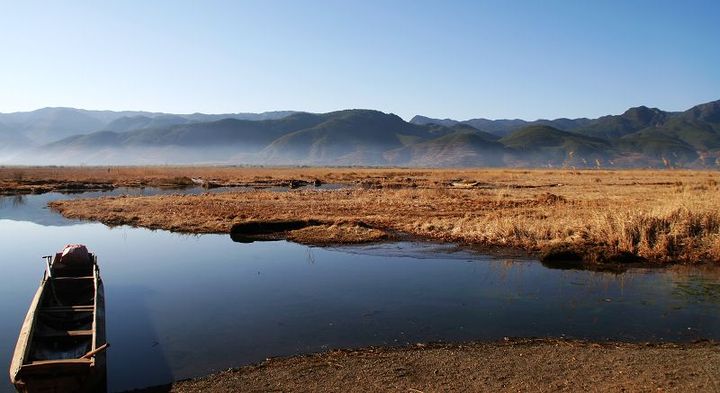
1, 191, 719, 392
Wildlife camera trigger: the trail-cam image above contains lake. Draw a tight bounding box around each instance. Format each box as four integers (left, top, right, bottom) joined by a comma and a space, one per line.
1, 190, 719, 392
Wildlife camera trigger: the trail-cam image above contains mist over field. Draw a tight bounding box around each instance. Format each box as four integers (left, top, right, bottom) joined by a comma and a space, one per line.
1, 100, 719, 168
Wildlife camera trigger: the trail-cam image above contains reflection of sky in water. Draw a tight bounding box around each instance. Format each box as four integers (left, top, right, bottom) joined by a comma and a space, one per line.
1, 192, 719, 392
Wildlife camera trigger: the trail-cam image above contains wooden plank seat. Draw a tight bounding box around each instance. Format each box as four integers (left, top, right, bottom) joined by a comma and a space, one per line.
35, 329, 93, 338
39, 305, 94, 313
18, 359, 93, 377
27, 359, 92, 367
52, 276, 95, 281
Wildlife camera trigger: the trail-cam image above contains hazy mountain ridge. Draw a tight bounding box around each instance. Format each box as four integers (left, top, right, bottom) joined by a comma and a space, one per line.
409, 100, 720, 167
385, 130, 507, 167
410, 115, 593, 137
2, 100, 720, 167
260, 110, 469, 165
499, 125, 613, 166
0, 121, 32, 148
0, 107, 299, 145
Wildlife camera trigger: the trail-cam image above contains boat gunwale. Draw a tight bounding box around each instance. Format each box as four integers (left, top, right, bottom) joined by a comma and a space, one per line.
91, 254, 99, 364
9, 272, 46, 383
9, 252, 102, 387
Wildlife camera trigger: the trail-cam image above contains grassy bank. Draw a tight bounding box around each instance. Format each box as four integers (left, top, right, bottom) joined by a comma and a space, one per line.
131, 339, 720, 393
44, 168, 720, 266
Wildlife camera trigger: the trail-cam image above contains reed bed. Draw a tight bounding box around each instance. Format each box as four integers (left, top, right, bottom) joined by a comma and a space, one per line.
43, 167, 720, 265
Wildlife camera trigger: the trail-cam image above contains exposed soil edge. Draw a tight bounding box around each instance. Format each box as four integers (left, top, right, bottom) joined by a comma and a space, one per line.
122, 338, 720, 393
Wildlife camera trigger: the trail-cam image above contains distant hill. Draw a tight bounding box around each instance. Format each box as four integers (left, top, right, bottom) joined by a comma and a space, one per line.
410, 100, 720, 167
2, 100, 720, 167
500, 125, 613, 166
0, 108, 107, 144
410, 115, 459, 128
51, 114, 322, 153
0, 108, 299, 145
103, 115, 191, 132
385, 129, 506, 167
39, 110, 483, 165
577, 106, 676, 140
623, 101, 720, 151
410, 115, 592, 137
0, 121, 28, 146
262, 110, 446, 165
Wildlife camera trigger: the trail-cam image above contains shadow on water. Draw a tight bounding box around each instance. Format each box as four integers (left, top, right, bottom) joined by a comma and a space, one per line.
107, 285, 172, 393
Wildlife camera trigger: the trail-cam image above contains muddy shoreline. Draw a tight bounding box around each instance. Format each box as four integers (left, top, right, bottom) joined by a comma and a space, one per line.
126, 338, 720, 393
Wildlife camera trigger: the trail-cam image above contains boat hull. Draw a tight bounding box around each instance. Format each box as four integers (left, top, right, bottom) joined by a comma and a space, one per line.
9, 252, 106, 393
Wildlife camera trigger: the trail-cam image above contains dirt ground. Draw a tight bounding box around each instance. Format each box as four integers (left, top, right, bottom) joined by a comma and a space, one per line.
131, 339, 720, 393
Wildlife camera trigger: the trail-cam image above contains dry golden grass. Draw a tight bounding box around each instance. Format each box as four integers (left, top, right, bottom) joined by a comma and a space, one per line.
39, 167, 720, 265
3, 165, 714, 189
0, 165, 479, 191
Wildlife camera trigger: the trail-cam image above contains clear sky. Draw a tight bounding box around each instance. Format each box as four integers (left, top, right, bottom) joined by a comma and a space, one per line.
0, 0, 718, 120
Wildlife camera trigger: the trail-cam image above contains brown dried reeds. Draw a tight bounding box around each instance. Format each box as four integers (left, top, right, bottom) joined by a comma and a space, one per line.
46, 167, 720, 265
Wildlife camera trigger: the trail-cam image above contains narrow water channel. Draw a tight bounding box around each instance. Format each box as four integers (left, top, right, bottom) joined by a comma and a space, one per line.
1, 191, 719, 392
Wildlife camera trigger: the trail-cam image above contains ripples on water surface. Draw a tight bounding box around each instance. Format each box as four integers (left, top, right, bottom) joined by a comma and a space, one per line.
1, 190, 719, 392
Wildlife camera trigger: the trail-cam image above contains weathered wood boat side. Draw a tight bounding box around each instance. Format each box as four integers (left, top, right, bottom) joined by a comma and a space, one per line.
9, 246, 107, 393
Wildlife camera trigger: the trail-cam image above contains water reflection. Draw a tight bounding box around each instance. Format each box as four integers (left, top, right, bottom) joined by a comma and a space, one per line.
1, 191, 719, 392
671, 272, 720, 305
12, 194, 25, 207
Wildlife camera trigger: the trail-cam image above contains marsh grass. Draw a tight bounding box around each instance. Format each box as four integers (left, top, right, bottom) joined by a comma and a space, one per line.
9, 166, 714, 265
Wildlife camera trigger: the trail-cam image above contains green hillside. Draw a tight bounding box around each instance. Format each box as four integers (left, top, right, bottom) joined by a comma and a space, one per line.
622, 101, 720, 151
386, 131, 506, 167
262, 110, 448, 165
618, 133, 699, 164
500, 125, 613, 166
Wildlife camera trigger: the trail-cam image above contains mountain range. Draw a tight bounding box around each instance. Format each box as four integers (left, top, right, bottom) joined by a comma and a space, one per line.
1, 100, 719, 167
0, 108, 297, 145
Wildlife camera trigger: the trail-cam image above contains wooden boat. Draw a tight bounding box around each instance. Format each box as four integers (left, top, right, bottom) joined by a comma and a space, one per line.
9, 245, 107, 393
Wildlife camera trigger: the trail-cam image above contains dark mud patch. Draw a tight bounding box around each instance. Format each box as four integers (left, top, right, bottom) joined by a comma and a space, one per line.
540, 243, 649, 272
230, 219, 393, 245
230, 219, 325, 242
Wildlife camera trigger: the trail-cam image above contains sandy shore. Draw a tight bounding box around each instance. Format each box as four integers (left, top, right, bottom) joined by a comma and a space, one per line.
130, 339, 720, 393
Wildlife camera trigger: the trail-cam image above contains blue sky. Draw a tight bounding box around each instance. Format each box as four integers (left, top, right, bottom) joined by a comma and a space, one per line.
0, 0, 718, 120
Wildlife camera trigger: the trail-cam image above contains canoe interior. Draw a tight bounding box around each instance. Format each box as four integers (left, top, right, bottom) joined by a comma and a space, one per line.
10, 251, 106, 393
